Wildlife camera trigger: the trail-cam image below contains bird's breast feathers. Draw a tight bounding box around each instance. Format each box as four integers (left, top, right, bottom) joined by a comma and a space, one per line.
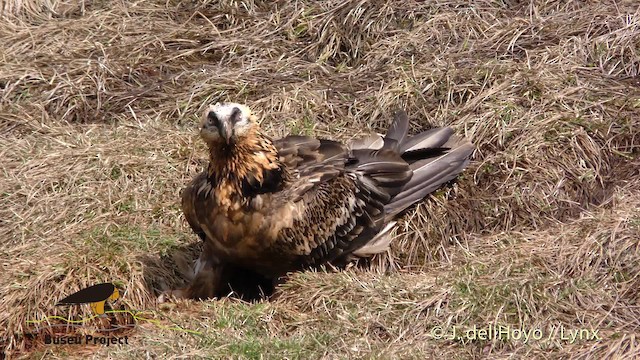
190, 174, 301, 259
187, 168, 367, 275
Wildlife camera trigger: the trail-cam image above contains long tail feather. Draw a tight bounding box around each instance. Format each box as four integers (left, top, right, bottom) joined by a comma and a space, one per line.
346, 110, 474, 260
399, 127, 453, 153
384, 141, 473, 220
384, 138, 473, 220
385, 110, 409, 144
351, 221, 397, 257
350, 134, 384, 150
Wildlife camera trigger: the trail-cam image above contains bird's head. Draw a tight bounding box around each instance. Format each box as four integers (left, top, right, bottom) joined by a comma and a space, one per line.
200, 102, 257, 146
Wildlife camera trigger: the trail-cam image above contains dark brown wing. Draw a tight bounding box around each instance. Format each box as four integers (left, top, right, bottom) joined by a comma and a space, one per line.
274, 135, 347, 173
268, 111, 473, 270
269, 141, 413, 268
270, 135, 350, 202
181, 172, 208, 242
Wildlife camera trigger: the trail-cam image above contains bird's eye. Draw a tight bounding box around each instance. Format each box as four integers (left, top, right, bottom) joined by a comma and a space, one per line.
230, 107, 242, 124
207, 111, 220, 128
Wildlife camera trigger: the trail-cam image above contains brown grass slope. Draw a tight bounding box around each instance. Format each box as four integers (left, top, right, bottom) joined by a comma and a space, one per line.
1, 0, 639, 359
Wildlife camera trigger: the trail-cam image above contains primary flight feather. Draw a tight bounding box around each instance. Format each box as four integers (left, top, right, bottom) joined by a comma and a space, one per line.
165, 103, 474, 300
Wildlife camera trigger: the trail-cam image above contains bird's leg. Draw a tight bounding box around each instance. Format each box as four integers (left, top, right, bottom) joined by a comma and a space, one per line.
159, 243, 223, 302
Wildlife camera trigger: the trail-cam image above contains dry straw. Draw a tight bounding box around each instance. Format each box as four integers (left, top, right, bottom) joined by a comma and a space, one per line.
1, 0, 639, 358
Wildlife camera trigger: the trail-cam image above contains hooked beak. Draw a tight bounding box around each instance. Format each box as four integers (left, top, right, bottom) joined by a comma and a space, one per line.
218, 119, 234, 144
202, 109, 234, 144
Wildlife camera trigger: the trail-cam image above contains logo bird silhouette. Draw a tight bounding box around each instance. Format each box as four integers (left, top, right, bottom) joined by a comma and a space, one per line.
56, 283, 120, 315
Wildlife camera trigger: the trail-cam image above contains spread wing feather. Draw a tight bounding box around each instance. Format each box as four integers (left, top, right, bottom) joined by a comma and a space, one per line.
385, 110, 409, 146
271, 136, 413, 268
268, 110, 473, 267
181, 109, 473, 282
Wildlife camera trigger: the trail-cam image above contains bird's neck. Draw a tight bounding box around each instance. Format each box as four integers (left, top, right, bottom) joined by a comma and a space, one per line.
206, 128, 289, 199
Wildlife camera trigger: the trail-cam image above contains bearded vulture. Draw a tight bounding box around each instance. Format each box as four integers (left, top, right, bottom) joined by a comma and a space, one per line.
162, 103, 474, 300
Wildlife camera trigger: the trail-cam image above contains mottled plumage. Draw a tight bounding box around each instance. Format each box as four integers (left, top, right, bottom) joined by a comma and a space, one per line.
165, 103, 474, 300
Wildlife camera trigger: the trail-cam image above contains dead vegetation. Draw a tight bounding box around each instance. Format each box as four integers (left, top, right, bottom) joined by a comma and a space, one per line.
1, 0, 639, 359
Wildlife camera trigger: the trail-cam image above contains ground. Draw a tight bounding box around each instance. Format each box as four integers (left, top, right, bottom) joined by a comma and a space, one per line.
1, 0, 639, 359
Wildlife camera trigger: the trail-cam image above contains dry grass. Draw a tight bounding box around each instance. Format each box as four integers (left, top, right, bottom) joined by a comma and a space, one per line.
1, 0, 639, 359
